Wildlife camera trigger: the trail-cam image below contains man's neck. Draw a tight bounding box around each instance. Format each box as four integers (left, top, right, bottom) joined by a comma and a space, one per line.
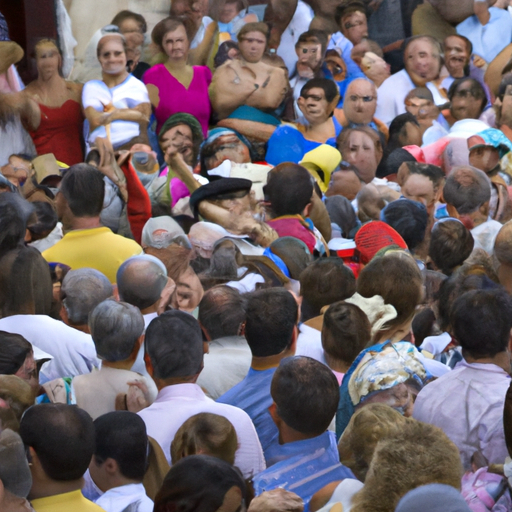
154, 374, 199, 391
279, 423, 320, 444
141, 304, 158, 315
302, 117, 335, 142
464, 350, 511, 374
102, 360, 136, 371
251, 349, 294, 371
63, 216, 102, 232
29, 478, 83, 501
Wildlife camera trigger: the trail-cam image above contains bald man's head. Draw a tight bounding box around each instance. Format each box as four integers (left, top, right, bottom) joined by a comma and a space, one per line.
495, 221, 512, 265
344, 79, 377, 125
117, 255, 168, 310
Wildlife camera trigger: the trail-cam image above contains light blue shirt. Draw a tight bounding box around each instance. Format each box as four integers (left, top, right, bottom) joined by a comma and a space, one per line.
253, 431, 356, 512
217, 367, 279, 464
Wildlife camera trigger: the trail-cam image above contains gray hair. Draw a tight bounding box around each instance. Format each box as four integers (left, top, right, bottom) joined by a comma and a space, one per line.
89, 299, 145, 362
0, 429, 32, 498
61, 269, 113, 326
117, 255, 168, 310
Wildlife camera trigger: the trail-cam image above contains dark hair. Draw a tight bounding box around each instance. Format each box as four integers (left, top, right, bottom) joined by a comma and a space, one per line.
376, 147, 417, 179
299, 259, 356, 321
443, 166, 490, 215
498, 73, 512, 100
198, 286, 246, 340
437, 272, 500, 332
145, 310, 204, 379
0, 194, 31, 257
272, 356, 339, 436
111, 10, 147, 33
448, 77, 487, 116
381, 199, 428, 251
429, 219, 474, 275
152, 16, 195, 52
335, 1, 367, 26
154, 455, 246, 512
93, 411, 148, 481
399, 162, 445, 192
322, 302, 371, 366
244, 288, 297, 357
296, 29, 328, 54
300, 77, 339, 103
411, 307, 438, 347
59, 164, 105, 218
19, 404, 95, 481
451, 289, 512, 358
388, 112, 419, 151
27, 201, 58, 238
264, 163, 313, 218
0, 331, 32, 375
357, 252, 423, 329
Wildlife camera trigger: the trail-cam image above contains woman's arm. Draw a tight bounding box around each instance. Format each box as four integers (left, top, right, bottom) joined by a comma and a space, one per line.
0, 91, 40, 131
189, 21, 218, 66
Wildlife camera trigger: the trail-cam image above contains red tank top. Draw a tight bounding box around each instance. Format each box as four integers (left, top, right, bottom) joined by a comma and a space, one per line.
29, 100, 84, 166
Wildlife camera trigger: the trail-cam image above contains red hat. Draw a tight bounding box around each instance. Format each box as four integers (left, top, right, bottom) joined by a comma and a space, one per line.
355, 221, 407, 264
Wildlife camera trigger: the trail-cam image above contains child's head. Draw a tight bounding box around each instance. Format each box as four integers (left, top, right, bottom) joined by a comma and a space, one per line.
322, 301, 371, 369
219, 0, 245, 23
171, 413, 238, 465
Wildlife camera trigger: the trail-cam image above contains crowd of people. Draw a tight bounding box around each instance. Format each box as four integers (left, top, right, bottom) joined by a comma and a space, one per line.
4, 0, 512, 511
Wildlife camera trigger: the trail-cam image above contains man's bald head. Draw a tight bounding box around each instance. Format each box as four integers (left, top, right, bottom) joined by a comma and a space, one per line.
344, 79, 377, 125
117, 255, 168, 310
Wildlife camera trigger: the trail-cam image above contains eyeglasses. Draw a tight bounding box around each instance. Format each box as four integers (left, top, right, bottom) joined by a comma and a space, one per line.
348, 95, 374, 102
453, 89, 479, 99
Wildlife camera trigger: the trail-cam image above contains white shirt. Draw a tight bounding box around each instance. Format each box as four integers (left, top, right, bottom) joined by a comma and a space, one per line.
471, 217, 503, 255
95, 483, 153, 512
138, 383, 265, 477
130, 312, 158, 378
375, 69, 446, 126
296, 323, 324, 362
82, 75, 149, 148
0, 315, 99, 383
196, 336, 252, 400
413, 360, 511, 470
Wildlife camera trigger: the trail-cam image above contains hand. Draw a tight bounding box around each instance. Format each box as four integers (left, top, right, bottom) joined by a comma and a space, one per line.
267, 28, 282, 52
125, 379, 151, 413
473, 55, 487, 68
94, 137, 129, 202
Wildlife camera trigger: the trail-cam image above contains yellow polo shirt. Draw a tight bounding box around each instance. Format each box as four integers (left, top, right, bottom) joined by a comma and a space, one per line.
31, 490, 105, 512
42, 227, 142, 283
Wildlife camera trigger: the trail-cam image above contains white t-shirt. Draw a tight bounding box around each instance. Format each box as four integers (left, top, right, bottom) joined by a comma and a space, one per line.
82, 75, 149, 148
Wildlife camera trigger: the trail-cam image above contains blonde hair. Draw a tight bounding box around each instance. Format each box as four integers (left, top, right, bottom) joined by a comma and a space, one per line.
171, 413, 238, 465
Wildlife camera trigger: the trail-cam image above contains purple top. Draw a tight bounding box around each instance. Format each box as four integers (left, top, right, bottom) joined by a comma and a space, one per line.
143, 64, 212, 137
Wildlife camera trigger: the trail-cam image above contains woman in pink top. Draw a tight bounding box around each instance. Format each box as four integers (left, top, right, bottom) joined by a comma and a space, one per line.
143, 17, 212, 137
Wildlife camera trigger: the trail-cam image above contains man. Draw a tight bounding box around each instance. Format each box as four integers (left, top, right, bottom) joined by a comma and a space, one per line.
137, 310, 265, 477
413, 288, 512, 470
72, 299, 158, 420
217, 288, 298, 463
0, 429, 33, 512
335, 78, 387, 140
397, 162, 445, 219
19, 404, 103, 512
89, 412, 153, 512
60, 269, 113, 334
266, 78, 341, 165
443, 165, 503, 254
441, 35, 473, 91
252, 356, 355, 508
335, 1, 368, 46
116, 254, 173, 377
42, 164, 142, 283
196, 285, 251, 400
375, 36, 445, 126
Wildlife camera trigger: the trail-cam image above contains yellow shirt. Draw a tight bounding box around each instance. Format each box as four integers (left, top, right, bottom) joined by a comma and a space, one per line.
31, 490, 105, 512
42, 227, 142, 283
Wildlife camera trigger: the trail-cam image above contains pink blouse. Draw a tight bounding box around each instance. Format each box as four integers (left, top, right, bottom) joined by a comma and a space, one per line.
143, 64, 212, 137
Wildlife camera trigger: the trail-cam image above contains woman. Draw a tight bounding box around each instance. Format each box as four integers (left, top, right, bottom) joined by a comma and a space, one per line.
143, 17, 212, 137
82, 33, 151, 150
3, 39, 84, 165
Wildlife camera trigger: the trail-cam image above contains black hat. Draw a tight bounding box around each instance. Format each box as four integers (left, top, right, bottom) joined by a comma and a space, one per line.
189, 177, 252, 216
145, 310, 203, 379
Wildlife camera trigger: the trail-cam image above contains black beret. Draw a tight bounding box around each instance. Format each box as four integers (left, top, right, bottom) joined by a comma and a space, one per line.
189, 177, 252, 216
